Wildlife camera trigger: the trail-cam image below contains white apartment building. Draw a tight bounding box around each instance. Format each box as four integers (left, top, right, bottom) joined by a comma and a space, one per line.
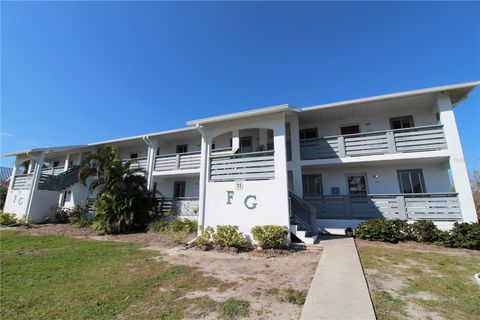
3, 82, 479, 243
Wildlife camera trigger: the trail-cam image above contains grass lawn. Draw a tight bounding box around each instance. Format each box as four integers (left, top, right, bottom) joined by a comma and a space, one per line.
0, 230, 246, 320
357, 240, 480, 320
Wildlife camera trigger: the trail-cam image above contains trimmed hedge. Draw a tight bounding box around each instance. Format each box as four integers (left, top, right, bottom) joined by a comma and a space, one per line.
251, 225, 289, 249
355, 219, 480, 250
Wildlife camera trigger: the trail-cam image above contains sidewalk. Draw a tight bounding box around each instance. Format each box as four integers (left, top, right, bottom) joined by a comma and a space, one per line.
300, 236, 376, 320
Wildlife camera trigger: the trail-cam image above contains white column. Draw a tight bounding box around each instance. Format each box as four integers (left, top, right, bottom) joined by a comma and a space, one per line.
287, 115, 304, 197
273, 113, 292, 233
232, 129, 240, 152
437, 93, 477, 223
145, 141, 157, 191
63, 153, 71, 172
25, 152, 45, 222
6, 159, 19, 194
197, 133, 210, 234
27, 160, 34, 174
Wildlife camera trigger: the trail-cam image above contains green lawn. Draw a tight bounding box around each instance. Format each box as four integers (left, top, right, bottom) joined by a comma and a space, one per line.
0, 230, 240, 320
357, 240, 480, 320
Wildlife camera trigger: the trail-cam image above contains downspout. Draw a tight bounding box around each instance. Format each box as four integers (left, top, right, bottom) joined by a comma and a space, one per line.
196, 124, 208, 235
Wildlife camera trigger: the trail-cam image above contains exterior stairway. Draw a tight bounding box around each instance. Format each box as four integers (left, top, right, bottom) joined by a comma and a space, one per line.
38, 165, 81, 191
289, 191, 318, 244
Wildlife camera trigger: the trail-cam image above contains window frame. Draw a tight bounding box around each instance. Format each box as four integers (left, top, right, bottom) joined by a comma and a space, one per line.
302, 174, 324, 196
389, 116, 414, 130
340, 124, 360, 135
299, 128, 318, 140
173, 181, 186, 198
176, 144, 188, 154
397, 169, 426, 194
130, 153, 138, 159
239, 136, 253, 153
346, 173, 368, 195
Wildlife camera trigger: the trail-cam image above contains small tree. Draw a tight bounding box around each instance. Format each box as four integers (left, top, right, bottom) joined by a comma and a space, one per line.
78, 145, 157, 234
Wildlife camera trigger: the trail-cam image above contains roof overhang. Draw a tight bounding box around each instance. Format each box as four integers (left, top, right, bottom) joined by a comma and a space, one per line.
301, 81, 480, 113
186, 104, 300, 127
2, 145, 87, 157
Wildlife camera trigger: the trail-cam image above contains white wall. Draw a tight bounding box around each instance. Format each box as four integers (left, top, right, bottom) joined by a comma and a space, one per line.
3, 189, 31, 220
29, 190, 61, 223
153, 176, 199, 198
154, 137, 202, 154
300, 107, 437, 137
302, 162, 451, 195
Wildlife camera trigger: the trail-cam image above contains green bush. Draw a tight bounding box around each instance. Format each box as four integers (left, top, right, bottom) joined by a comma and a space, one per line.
447, 222, 480, 250
355, 219, 412, 243
411, 220, 442, 243
147, 219, 198, 234
283, 287, 307, 305
0, 212, 17, 225
212, 225, 246, 248
197, 226, 214, 246
251, 225, 289, 249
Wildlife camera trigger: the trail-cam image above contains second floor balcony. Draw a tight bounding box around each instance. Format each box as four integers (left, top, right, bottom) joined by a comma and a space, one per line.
300, 124, 446, 161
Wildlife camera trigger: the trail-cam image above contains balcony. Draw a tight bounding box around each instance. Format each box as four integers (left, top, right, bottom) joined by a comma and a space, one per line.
12, 174, 33, 190
304, 193, 461, 221
122, 157, 148, 171
157, 197, 199, 216
300, 124, 446, 161
210, 150, 275, 181
41, 166, 65, 176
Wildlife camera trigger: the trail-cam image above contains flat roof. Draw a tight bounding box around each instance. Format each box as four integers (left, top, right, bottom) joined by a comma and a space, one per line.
186, 104, 299, 126
301, 81, 480, 112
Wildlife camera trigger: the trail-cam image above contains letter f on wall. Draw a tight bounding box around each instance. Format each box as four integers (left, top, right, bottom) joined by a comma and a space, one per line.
226, 191, 235, 204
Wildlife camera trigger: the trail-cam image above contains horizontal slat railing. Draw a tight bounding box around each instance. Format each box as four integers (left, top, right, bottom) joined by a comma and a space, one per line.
300, 125, 446, 160
156, 197, 199, 216
121, 157, 148, 171
41, 166, 65, 176
210, 150, 275, 181
304, 193, 461, 221
12, 174, 34, 190
154, 151, 202, 172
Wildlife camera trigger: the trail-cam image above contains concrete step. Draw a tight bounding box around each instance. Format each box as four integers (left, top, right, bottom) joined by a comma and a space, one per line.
290, 224, 317, 244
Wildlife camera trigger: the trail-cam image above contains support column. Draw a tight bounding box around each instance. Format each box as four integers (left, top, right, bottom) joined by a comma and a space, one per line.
197, 132, 211, 235
63, 153, 71, 172
7, 159, 18, 193
437, 93, 477, 222
232, 130, 240, 152
25, 152, 45, 221
144, 138, 157, 191
287, 114, 304, 197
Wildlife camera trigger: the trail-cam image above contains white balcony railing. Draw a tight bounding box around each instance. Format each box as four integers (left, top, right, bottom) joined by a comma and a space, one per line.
300, 124, 447, 160
121, 157, 148, 171
154, 148, 232, 172
12, 174, 34, 190
157, 197, 199, 216
304, 193, 461, 221
41, 166, 65, 175
210, 150, 275, 181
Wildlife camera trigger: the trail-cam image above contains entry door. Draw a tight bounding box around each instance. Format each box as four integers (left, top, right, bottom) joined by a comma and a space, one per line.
341, 125, 360, 135
239, 137, 253, 153
173, 181, 186, 198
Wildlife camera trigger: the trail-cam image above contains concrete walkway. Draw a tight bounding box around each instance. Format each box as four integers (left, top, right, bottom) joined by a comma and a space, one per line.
300, 236, 376, 320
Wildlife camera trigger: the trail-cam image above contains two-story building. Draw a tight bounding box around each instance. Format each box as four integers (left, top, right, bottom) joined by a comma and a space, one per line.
3, 81, 478, 243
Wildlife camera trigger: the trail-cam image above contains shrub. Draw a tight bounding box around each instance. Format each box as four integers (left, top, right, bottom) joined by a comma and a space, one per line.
251, 225, 289, 249
0, 212, 17, 225
147, 219, 198, 234
447, 222, 480, 250
196, 226, 214, 247
182, 219, 198, 233
212, 225, 246, 248
147, 220, 169, 233
411, 220, 442, 243
355, 219, 412, 243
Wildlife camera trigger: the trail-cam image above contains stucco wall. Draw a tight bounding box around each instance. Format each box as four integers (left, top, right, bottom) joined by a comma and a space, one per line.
302, 162, 451, 196
29, 190, 61, 223
153, 176, 199, 198
3, 189, 31, 219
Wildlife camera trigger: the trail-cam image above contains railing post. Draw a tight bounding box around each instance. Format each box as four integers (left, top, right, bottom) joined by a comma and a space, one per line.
386, 131, 396, 153
397, 195, 407, 219
175, 154, 180, 170
337, 136, 346, 157
344, 196, 352, 219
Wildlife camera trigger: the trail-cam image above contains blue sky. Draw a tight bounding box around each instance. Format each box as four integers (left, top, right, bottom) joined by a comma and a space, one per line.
1, 2, 479, 170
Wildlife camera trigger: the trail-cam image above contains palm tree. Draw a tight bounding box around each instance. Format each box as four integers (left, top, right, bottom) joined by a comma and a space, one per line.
78, 145, 156, 234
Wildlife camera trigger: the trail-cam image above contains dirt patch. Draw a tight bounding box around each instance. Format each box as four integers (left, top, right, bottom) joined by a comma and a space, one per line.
3, 224, 322, 319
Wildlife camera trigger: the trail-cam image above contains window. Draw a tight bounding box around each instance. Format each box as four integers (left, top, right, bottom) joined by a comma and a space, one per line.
173, 181, 186, 198
176, 144, 188, 153
130, 153, 138, 159
347, 174, 367, 195
341, 125, 360, 135
390, 116, 414, 130
156, 147, 160, 156
239, 137, 253, 153
398, 169, 425, 194
302, 175, 323, 196
299, 128, 318, 140
53, 161, 60, 167
212, 143, 216, 150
